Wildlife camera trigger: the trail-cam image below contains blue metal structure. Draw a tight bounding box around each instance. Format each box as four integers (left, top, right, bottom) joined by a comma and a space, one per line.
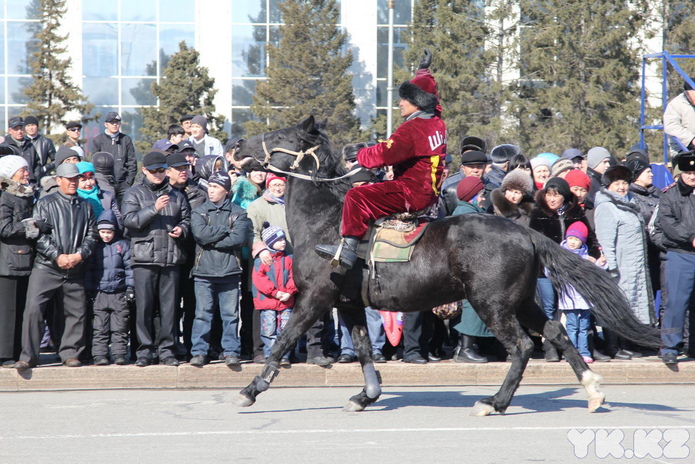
640, 51, 695, 165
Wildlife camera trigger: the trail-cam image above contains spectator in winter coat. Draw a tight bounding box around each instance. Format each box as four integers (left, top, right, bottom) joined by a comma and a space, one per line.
0, 156, 36, 367
90, 112, 138, 199
189, 172, 251, 368
489, 169, 535, 227
3, 117, 40, 184
121, 151, 191, 368
85, 210, 134, 366
64, 121, 86, 158
188, 116, 223, 158
664, 80, 695, 156
253, 223, 297, 367
585, 147, 613, 204
24, 115, 55, 180
76, 161, 123, 230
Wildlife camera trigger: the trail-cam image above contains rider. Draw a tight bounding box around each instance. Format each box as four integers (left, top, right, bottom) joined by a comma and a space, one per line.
315, 50, 447, 269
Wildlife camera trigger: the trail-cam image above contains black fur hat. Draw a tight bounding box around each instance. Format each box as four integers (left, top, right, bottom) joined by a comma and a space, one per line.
398, 81, 439, 114
601, 165, 633, 187
544, 177, 572, 203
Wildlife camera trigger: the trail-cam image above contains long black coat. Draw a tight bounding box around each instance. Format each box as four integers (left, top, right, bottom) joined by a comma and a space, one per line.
0, 178, 36, 276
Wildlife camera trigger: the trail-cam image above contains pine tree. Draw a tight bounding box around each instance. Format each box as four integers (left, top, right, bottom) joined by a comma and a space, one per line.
399, 0, 513, 157
22, 0, 93, 131
137, 41, 226, 154
245, 0, 363, 148
514, 0, 651, 155
664, 2, 695, 95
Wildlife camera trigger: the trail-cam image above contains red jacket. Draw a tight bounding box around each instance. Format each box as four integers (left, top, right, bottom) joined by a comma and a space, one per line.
252, 251, 298, 311
357, 115, 447, 201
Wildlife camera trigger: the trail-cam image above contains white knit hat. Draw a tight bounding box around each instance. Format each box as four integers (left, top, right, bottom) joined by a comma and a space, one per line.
0, 155, 28, 179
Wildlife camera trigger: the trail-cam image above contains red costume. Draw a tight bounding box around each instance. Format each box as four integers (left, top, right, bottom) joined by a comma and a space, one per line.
341, 69, 447, 239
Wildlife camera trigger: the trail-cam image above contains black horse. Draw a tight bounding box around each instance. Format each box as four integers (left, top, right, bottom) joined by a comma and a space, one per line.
234, 116, 661, 415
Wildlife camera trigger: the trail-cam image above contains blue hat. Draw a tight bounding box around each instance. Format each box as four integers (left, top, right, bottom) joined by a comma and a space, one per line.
261, 221, 286, 249
153, 139, 177, 152
76, 161, 95, 175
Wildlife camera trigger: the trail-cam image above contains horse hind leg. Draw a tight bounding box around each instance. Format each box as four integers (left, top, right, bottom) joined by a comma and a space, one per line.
340, 308, 382, 412
543, 319, 605, 412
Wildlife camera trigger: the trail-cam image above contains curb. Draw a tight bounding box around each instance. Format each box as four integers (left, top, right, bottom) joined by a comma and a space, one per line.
1, 356, 693, 392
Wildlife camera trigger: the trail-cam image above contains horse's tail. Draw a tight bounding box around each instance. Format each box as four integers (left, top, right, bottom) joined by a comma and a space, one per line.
527, 227, 661, 349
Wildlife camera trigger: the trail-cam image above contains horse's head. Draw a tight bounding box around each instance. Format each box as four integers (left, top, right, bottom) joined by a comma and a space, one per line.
233, 116, 324, 174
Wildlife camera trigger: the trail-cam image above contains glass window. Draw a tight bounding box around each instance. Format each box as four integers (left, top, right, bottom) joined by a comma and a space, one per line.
121, 23, 157, 76
121, 0, 155, 22
232, 25, 267, 77
7, 21, 37, 75
232, 79, 257, 106
8, 76, 31, 104
83, 22, 118, 77
120, 109, 144, 142
231, 108, 254, 138
269, 0, 282, 23
376, 79, 387, 108
8, 0, 38, 20
233, 0, 264, 23
83, 2, 118, 21
159, 0, 194, 22
82, 77, 119, 105
160, 24, 195, 58
377, 0, 412, 25
123, 77, 156, 105
0, 29, 5, 74
0, 78, 5, 104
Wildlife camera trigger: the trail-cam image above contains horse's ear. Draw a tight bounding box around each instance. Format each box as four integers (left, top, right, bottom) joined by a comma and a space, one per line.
300, 116, 316, 134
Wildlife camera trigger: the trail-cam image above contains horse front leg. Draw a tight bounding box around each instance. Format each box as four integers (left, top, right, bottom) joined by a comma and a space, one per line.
236, 300, 329, 407
339, 308, 382, 412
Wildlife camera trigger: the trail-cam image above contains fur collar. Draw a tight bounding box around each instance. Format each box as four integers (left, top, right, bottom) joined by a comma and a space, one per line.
0, 176, 36, 198
490, 188, 534, 219
533, 189, 580, 217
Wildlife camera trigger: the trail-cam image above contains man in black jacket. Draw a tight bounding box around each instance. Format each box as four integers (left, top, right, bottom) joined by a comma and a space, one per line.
13, 163, 97, 369
90, 112, 137, 199
122, 151, 191, 367
657, 151, 695, 365
24, 116, 55, 180
4, 117, 40, 184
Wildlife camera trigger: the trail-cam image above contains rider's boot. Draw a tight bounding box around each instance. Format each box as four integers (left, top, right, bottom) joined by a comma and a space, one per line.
315, 236, 359, 269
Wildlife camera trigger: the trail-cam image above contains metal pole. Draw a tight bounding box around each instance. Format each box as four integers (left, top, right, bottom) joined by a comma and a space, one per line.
386, 0, 395, 136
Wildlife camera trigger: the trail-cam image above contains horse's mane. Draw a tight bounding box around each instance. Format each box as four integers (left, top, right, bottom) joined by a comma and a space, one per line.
310, 127, 352, 200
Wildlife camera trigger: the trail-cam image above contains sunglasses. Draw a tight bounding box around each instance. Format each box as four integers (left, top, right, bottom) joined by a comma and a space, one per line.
67, 127, 80, 132
147, 168, 166, 174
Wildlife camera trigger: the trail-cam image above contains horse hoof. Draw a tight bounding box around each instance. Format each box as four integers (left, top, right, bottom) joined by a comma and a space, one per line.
343, 400, 365, 412
470, 401, 495, 417
235, 393, 256, 408
588, 394, 606, 413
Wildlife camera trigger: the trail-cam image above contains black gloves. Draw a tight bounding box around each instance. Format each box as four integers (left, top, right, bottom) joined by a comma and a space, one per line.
35, 219, 53, 234
418, 48, 432, 70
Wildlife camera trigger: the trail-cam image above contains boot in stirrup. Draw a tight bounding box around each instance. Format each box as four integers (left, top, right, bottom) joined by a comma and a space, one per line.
315, 236, 359, 269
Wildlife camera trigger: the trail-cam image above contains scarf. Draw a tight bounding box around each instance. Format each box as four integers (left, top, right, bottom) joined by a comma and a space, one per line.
77, 186, 104, 218
267, 192, 285, 205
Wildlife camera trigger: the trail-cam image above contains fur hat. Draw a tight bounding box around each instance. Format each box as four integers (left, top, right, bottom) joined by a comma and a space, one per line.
460, 150, 488, 166
685, 80, 695, 92
501, 170, 533, 196
544, 177, 572, 202
490, 144, 521, 164
261, 222, 286, 250
0, 155, 28, 179
460, 136, 486, 154
398, 72, 439, 114
587, 147, 611, 169
565, 169, 591, 191
601, 165, 633, 187
566, 221, 588, 244
551, 159, 574, 177
208, 171, 231, 192
676, 151, 695, 172
456, 176, 484, 202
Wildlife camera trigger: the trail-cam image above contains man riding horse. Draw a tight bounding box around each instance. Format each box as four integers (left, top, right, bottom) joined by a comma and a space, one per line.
315, 49, 447, 269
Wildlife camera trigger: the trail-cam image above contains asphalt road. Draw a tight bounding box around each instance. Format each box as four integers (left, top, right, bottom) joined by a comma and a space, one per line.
1, 385, 693, 464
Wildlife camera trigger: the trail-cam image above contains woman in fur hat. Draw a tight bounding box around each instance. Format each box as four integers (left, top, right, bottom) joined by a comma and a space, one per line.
0, 156, 37, 366
490, 169, 535, 226
594, 165, 655, 359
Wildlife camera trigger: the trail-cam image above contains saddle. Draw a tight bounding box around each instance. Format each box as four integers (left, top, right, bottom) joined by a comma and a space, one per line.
356, 210, 431, 265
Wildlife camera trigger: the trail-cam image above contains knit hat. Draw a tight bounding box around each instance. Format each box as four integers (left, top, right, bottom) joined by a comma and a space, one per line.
586, 147, 611, 169
536, 152, 559, 165
566, 221, 588, 244
501, 170, 533, 196
544, 177, 572, 202
531, 156, 552, 171
208, 171, 231, 192
490, 144, 521, 164
0, 155, 28, 179
561, 148, 584, 160
398, 72, 439, 114
456, 176, 484, 202
76, 161, 95, 175
460, 150, 488, 166
261, 222, 286, 249
55, 146, 80, 165
685, 80, 695, 92
551, 159, 574, 177
601, 165, 633, 187
460, 136, 487, 154
97, 213, 116, 231
24, 116, 39, 126
265, 173, 286, 186
191, 115, 208, 131
565, 169, 591, 191
625, 157, 650, 180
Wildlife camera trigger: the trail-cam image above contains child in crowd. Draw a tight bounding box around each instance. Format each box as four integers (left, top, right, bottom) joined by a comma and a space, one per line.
558, 221, 607, 363
85, 210, 134, 365
252, 222, 297, 367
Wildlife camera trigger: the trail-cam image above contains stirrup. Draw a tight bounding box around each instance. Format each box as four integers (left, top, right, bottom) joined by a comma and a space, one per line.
330, 239, 346, 268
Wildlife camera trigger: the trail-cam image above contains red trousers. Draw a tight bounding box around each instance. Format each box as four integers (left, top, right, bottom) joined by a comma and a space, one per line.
341, 181, 435, 239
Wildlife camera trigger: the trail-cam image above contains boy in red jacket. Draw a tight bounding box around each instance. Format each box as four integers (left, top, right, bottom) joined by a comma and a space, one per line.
252, 222, 297, 366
